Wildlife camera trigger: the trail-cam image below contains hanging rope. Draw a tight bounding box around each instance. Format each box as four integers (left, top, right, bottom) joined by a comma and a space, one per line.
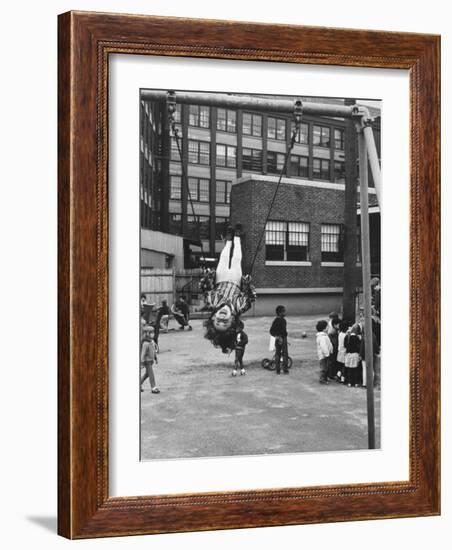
248, 100, 303, 275
167, 92, 207, 267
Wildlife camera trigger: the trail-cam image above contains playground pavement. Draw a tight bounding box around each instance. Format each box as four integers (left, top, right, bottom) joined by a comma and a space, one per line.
141, 314, 381, 460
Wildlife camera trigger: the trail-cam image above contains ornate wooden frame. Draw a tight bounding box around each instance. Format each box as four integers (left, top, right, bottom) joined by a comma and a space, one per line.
58, 11, 440, 538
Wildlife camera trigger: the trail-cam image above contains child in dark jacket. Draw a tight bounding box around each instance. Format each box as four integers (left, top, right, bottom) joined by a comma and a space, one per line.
344, 325, 362, 387
270, 305, 289, 374
232, 321, 249, 376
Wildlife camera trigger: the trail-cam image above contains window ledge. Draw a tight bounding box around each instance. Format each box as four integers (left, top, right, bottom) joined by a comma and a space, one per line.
321, 262, 344, 267
265, 261, 312, 267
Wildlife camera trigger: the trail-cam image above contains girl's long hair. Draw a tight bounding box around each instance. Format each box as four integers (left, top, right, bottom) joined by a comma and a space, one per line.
204, 313, 238, 353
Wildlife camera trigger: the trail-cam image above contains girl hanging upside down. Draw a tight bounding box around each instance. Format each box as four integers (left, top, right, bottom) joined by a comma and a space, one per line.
201, 224, 256, 353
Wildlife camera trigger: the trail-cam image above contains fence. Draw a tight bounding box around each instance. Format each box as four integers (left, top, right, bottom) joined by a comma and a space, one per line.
141, 268, 175, 306
140, 267, 203, 308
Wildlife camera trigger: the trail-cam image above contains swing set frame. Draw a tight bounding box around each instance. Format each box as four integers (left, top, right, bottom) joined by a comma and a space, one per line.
149, 88, 380, 449
58, 11, 440, 538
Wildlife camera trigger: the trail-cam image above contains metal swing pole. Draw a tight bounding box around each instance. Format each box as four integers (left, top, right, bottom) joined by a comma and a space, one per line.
355, 114, 376, 450
363, 125, 381, 206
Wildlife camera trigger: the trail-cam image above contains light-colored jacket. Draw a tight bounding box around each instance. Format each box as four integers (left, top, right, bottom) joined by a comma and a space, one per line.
316, 331, 333, 360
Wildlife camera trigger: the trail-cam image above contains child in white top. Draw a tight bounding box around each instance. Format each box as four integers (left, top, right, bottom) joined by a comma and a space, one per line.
336, 320, 349, 383
316, 320, 333, 384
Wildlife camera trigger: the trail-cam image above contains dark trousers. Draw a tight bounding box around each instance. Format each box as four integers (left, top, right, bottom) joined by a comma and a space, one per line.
174, 312, 188, 327
275, 337, 288, 372
327, 354, 339, 379
319, 357, 329, 382
235, 348, 245, 368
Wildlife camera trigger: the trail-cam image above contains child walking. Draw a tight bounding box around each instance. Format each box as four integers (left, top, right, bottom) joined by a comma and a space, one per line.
232, 321, 248, 376
316, 320, 333, 384
140, 325, 160, 394
270, 305, 289, 374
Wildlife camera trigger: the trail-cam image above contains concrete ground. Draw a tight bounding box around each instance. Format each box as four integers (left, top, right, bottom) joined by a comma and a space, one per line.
141, 315, 380, 460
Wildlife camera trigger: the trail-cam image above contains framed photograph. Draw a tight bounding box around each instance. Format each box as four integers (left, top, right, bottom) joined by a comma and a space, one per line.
58, 11, 440, 538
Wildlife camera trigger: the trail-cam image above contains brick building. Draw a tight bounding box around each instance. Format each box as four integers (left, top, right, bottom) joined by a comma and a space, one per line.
230, 176, 380, 315
140, 91, 381, 315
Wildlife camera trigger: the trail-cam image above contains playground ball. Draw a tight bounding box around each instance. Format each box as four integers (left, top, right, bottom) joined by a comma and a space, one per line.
301, 331, 307, 338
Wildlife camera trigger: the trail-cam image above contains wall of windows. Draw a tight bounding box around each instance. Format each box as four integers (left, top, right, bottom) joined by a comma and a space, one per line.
216, 144, 237, 168
188, 105, 210, 128
169, 213, 182, 235
321, 224, 343, 262
170, 137, 182, 161
334, 128, 344, 150
295, 122, 309, 144
265, 221, 310, 262
188, 140, 210, 165
188, 177, 210, 202
215, 217, 229, 240
334, 161, 345, 183
267, 117, 286, 140
290, 155, 309, 178
216, 180, 231, 204
313, 125, 331, 147
243, 148, 263, 172
187, 215, 210, 240
267, 151, 285, 174
217, 109, 236, 133
170, 175, 182, 199
313, 158, 330, 180
242, 112, 262, 136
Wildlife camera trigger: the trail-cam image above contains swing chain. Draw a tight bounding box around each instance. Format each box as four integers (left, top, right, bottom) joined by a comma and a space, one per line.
248, 99, 304, 275
290, 99, 303, 147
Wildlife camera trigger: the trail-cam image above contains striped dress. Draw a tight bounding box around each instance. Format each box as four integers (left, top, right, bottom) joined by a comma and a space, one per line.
204, 281, 254, 316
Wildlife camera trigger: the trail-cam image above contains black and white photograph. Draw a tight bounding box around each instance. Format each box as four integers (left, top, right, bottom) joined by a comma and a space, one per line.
139, 89, 382, 460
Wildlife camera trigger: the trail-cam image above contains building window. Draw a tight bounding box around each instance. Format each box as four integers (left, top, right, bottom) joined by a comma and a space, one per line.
267, 117, 286, 140
217, 109, 236, 133
187, 177, 210, 202
170, 137, 182, 161
313, 158, 330, 180
215, 217, 229, 240
321, 224, 343, 262
290, 155, 309, 178
216, 144, 237, 168
334, 160, 345, 183
170, 175, 182, 199
216, 180, 232, 204
334, 128, 344, 150
169, 214, 182, 235
243, 148, 263, 172
243, 112, 262, 137
188, 140, 210, 165
313, 125, 331, 147
267, 151, 285, 174
295, 122, 309, 144
188, 215, 210, 240
265, 221, 310, 261
174, 104, 182, 123
188, 105, 210, 128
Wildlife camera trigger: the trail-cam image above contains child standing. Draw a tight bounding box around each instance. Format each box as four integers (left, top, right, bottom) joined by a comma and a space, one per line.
327, 315, 341, 380
140, 325, 160, 394
316, 320, 333, 384
232, 321, 248, 376
344, 325, 362, 387
336, 320, 349, 383
270, 305, 289, 374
